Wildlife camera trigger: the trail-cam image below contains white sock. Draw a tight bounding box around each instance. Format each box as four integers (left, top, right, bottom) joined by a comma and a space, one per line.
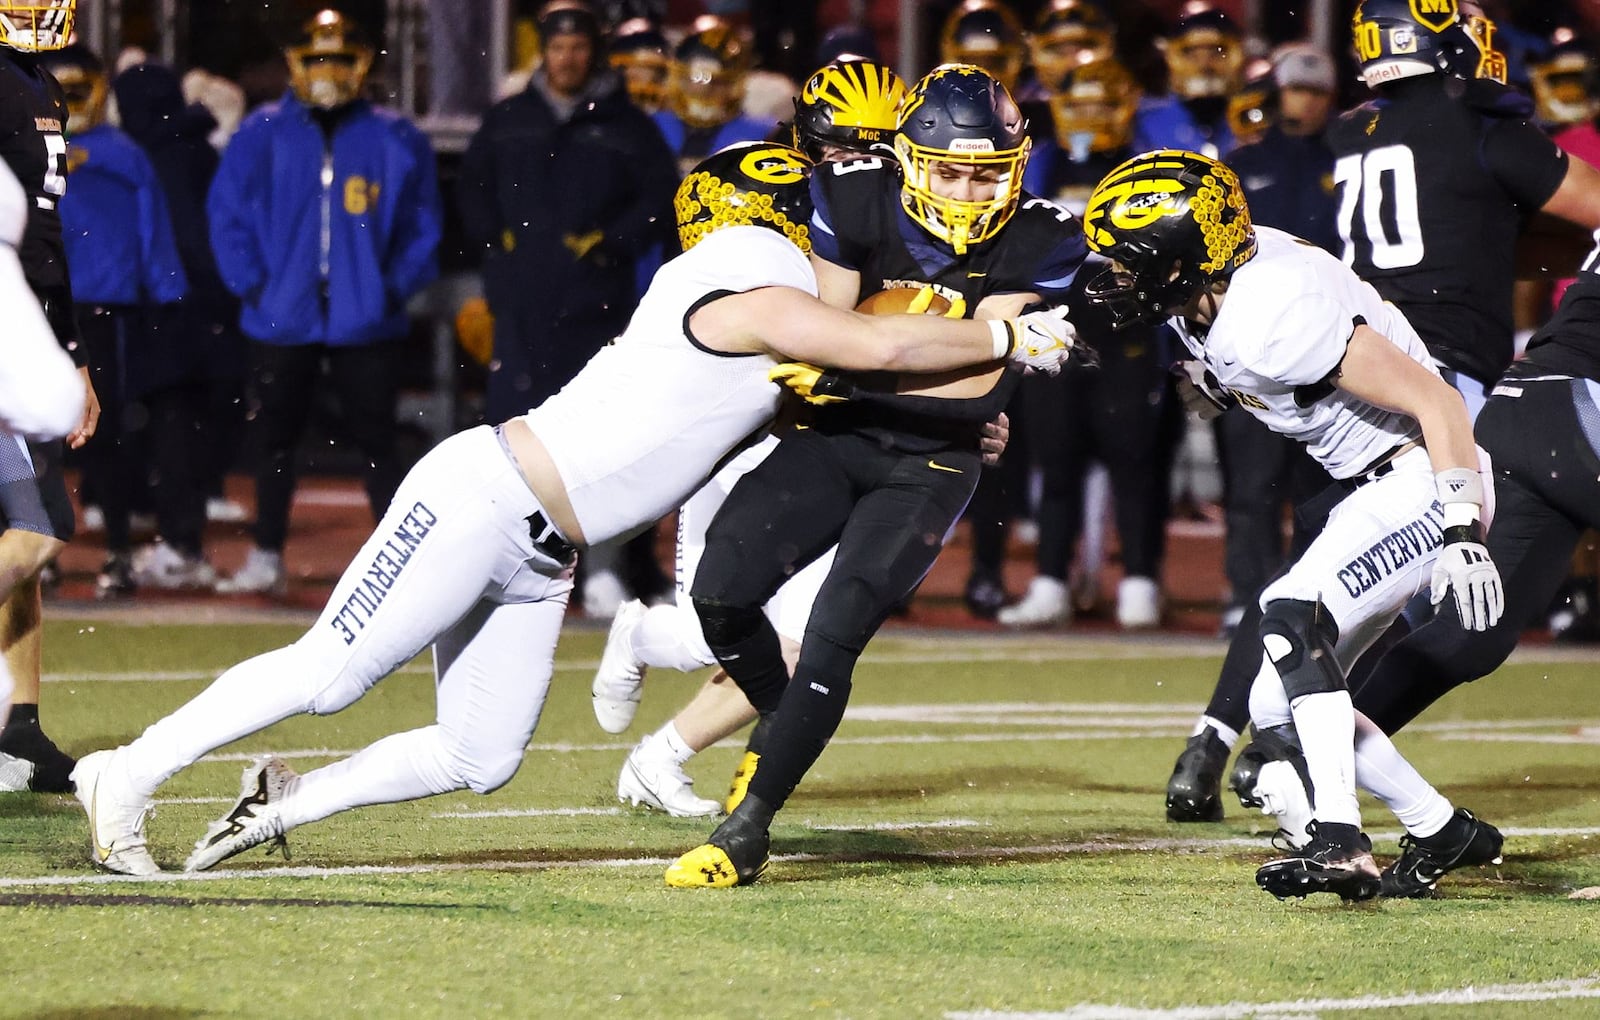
1289, 690, 1361, 827
634, 603, 715, 672
652, 722, 696, 766
121, 645, 311, 799
276, 728, 463, 831
0, 653, 12, 725
1352, 711, 1454, 837
1196, 716, 1240, 748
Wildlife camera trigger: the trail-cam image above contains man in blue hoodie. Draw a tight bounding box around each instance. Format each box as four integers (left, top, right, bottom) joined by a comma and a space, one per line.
208, 9, 442, 596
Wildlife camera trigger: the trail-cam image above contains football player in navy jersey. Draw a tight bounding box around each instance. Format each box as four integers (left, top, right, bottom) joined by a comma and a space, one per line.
1166, 0, 1600, 828
666, 65, 1088, 887
0, 0, 99, 794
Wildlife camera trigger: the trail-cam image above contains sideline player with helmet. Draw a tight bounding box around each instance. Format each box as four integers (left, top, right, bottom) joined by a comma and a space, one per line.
0, 0, 101, 793
940, 0, 1028, 95
665, 65, 1088, 887
1132, 7, 1246, 158
997, 55, 1180, 631
1084, 149, 1505, 901
592, 58, 913, 819
1164, 0, 1600, 827
68, 142, 1079, 875
608, 16, 670, 114
655, 16, 773, 176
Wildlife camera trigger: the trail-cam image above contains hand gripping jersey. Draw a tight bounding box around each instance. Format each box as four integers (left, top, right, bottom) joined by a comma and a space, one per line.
1326, 76, 1567, 384
520, 226, 813, 546
0, 47, 68, 293
1171, 227, 1436, 478
809, 156, 1086, 452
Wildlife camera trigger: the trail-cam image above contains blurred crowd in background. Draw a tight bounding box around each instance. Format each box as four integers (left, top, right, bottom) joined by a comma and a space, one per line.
45, 0, 1600, 642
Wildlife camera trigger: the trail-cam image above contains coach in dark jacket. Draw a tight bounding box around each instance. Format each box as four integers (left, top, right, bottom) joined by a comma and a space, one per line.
457, 0, 678, 421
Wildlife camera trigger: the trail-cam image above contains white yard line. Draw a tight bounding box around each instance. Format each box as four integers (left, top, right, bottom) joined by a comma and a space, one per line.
944, 978, 1600, 1019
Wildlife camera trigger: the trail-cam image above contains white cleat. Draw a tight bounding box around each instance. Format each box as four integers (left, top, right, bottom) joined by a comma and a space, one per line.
592, 599, 648, 734
617, 740, 721, 818
184, 756, 299, 872
71, 749, 161, 876
997, 576, 1071, 629
215, 546, 286, 596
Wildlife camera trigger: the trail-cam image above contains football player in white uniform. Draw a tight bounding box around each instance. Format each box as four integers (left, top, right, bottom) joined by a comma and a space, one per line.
1083, 150, 1505, 901
0, 158, 88, 725
67, 142, 1079, 876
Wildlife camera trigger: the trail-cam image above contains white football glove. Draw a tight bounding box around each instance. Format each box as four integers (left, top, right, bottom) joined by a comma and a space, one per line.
1430, 529, 1503, 631
1003, 306, 1078, 375
1172, 360, 1234, 421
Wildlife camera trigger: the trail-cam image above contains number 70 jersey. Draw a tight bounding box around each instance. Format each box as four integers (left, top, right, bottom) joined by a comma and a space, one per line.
1326, 75, 1567, 386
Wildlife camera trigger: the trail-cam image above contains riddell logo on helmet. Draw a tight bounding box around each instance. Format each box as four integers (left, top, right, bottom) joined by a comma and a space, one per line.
948, 138, 997, 153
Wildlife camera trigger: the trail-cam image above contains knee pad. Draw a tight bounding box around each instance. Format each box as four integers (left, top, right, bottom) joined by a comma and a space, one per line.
693, 599, 766, 653
1259, 598, 1345, 701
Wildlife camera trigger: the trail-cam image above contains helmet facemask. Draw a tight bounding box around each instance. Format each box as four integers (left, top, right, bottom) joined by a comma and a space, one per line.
1164, 27, 1244, 100
1530, 49, 1600, 127
1046, 58, 1138, 162
52, 62, 104, 134
0, 0, 75, 53
286, 10, 373, 110
895, 132, 1030, 255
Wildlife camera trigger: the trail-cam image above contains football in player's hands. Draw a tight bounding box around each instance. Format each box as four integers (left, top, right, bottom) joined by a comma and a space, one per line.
855, 285, 966, 318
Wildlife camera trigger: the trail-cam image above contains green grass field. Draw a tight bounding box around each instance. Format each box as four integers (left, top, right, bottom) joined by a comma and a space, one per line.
3, 616, 1599, 1019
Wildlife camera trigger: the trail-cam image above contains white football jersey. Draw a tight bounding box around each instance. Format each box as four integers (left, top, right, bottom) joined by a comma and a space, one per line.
520, 226, 813, 546
1172, 226, 1436, 479
0, 161, 23, 248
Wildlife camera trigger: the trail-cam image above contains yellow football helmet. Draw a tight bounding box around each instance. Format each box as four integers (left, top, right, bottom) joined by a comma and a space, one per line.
1225, 66, 1277, 147
792, 57, 908, 162
1046, 56, 1139, 159
1163, 7, 1244, 100
286, 9, 373, 110
0, 0, 74, 52
40, 45, 104, 135
1030, 0, 1117, 92
940, 0, 1027, 94
669, 16, 750, 130
896, 64, 1031, 255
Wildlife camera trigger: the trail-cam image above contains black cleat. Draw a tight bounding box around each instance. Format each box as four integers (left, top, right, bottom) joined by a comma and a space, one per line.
1380, 808, 1504, 898
1257, 821, 1382, 902
1228, 724, 1303, 808
0, 716, 77, 793
1166, 730, 1229, 822
963, 571, 1007, 620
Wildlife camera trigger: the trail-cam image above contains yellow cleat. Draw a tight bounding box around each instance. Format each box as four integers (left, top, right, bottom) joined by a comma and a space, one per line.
724, 750, 759, 814
665, 842, 767, 888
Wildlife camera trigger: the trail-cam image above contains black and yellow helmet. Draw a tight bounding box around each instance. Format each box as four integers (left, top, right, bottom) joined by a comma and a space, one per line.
609, 17, 670, 114
0, 0, 75, 52
1162, 7, 1245, 100
669, 15, 750, 130
1030, 0, 1117, 92
1225, 65, 1278, 147
792, 57, 908, 162
1350, 0, 1507, 87
39, 43, 106, 136
286, 9, 374, 110
896, 63, 1031, 255
1529, 30, 1597, 127
1081, 149, 1256, 328
940, 0, 1027, 94
674, 142, 813, 255
1045, 56, 1139, 159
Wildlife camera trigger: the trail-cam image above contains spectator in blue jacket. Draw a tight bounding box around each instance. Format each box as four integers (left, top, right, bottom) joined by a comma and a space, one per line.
208, 10, 442, 596
45, 47, 189, 599
113, 58, 241, 593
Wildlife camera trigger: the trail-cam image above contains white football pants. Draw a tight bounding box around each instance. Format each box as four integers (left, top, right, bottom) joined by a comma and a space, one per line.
120, 426, 574, 826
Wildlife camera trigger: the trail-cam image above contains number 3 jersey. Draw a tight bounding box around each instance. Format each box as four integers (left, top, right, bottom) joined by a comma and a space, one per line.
1326, 75, 1566, 385
1170, 227, 1437, 479
0, 48, 68, 295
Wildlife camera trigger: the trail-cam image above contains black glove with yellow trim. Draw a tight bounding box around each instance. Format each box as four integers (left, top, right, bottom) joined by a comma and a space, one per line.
769, 362, 856, 405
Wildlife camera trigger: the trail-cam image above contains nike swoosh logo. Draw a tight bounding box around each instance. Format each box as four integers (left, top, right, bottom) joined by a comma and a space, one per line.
927, 461, 963, 474
89, 782, 112, 861
967, 272, 986, 278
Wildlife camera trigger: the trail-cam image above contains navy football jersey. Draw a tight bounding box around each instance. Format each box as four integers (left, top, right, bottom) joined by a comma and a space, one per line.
0, 48, 68, 293
1524, 237, 1600, 381
809, 157, 1087, 452
1326, 75, 1566, 385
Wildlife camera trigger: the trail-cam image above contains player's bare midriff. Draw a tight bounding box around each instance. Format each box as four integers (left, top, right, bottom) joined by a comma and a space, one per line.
498, 417, 587, 547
